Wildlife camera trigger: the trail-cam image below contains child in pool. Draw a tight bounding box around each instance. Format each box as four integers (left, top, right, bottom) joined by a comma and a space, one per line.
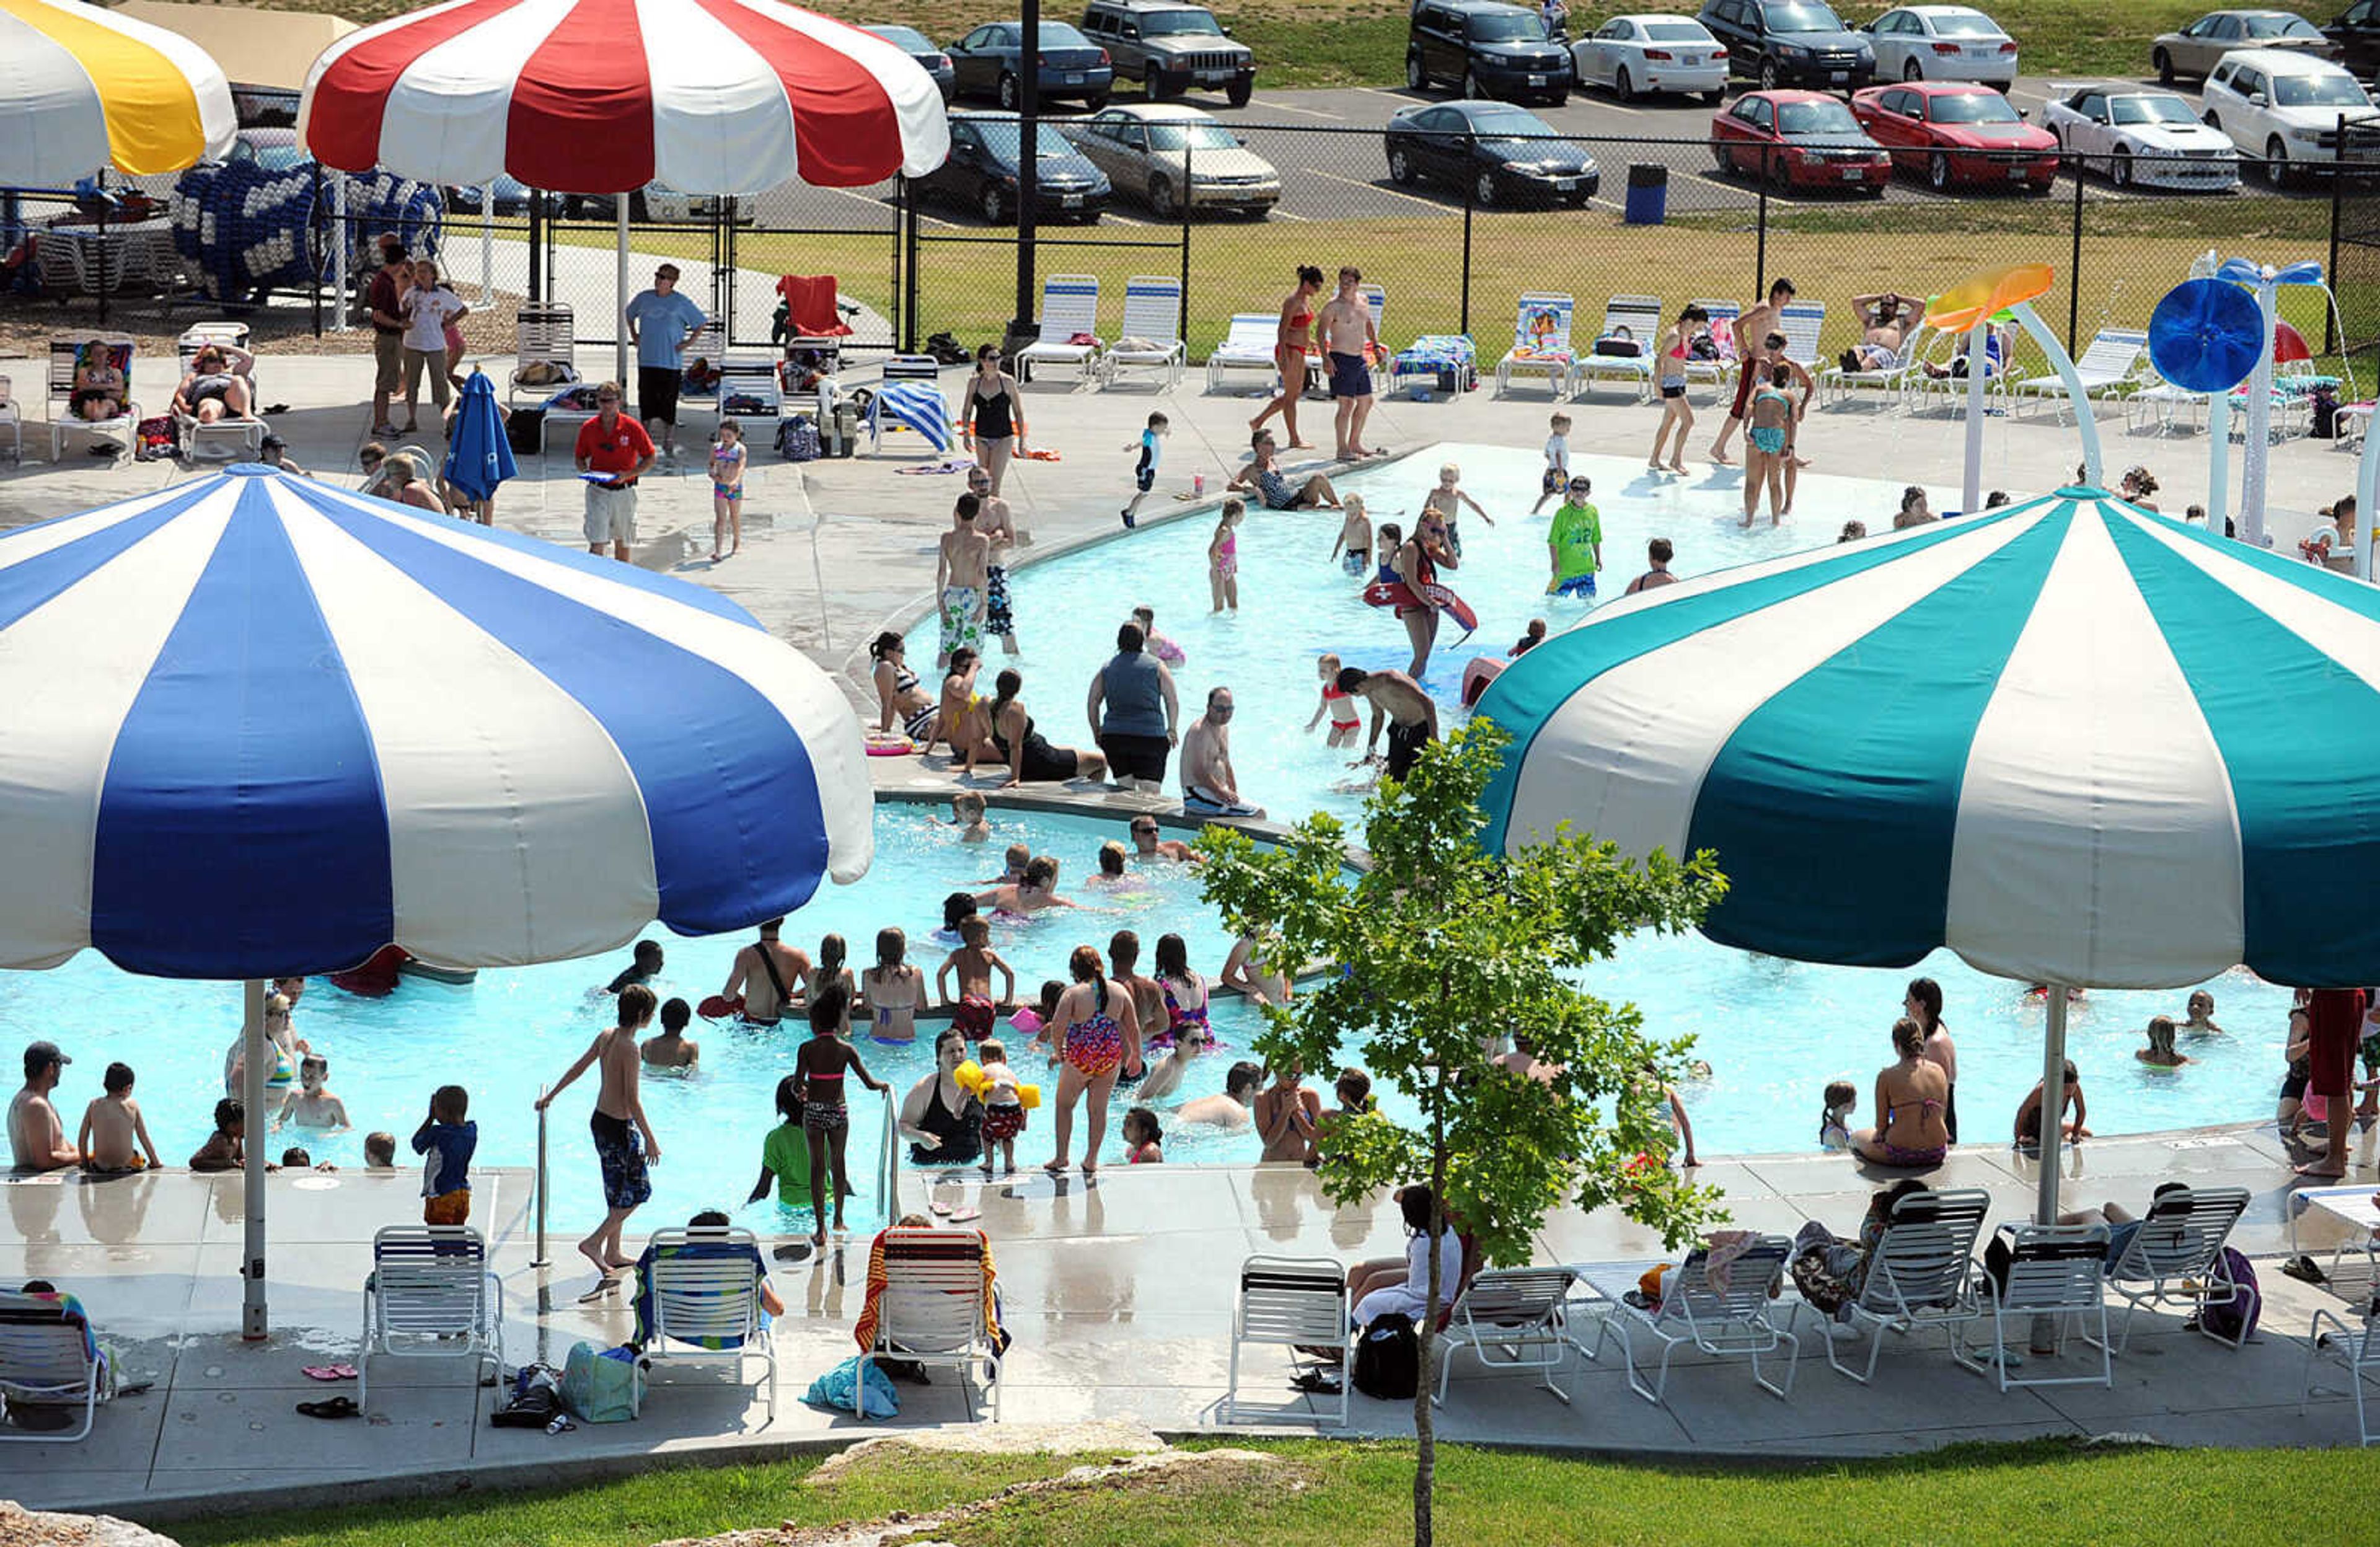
946, 790, 991, 844
974, 1036, 1027, 1175
2136, 1015, 2191, 1068
981, 843, 1030, 888
1818, 1078, 1855, 1152
1090, 840, 1133, 886
1373, 522, 1403, 586
189, 1098, 249, 1172
937, 915, 1016, 1040
2181, 989, 2223, 1036
1306, 651, 1362, 749
1421, 461, 1491, 558
1209, 500, 1243, 614
791, 987, 888, 1245
1122, 1106, 1164, 1164
1329, 496, 1373, 578
1129, 606, 1186, 666
1006, 980, 1065, 1042
276, 1055, 351, 1132
78, 1062, 161, 1173
862, 927, 928, 1045
812, 934, 855, 1036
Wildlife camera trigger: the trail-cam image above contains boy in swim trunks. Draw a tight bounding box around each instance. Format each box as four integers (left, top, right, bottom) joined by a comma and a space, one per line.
1532, 412, 1573, 514
1122, 411, 1166, 529
537, 985, 663, 1283
937, 915, 1015, 1039
412, 1085, 477, 1225
974, 1038, 1027, 1175
1329, 496, 1373, 578
1318, 267, 1380, 462
276, 1054, 351, 1131
640, 997, 700, 1069
77, 1063, 161, 1173
947, 790, 991, 844
1545, 475, 1602, 600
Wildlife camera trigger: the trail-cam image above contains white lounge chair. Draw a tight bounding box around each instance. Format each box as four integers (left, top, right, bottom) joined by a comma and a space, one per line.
640, 1225, 778, 1425
717, 355, 784, 448
858, 1227, 1003, 1421
1105, 275, 1188, 392
0, 375, 19, 464
2013, 326, 2146, 420
1959, 1223, 2112, 1391
1588, 1236, 1796, 1404
1775, 300, 1827, 379
359, 1225, 503, 1416
2097, 1184, 2252, 1352
870, 355, 953, 455
1433, 1264, 1580, 1407
1820, 325, 1932, 410
1206, 312, 1287, 394
1496, 293, 1576, 399
0, 1289, 117, 1443
2304, 1303, 2380, 1447
174, 324, 266, 461
1799, 1187, 1989, 1385
1684, 299, 1742, 397
1570, 294, 1665, 401
507, 303, 578, 410
674, 319, 727, 419
1226, 1254, 1349, 1427
1017, 274, 1108, 385
46, 338, 140, 459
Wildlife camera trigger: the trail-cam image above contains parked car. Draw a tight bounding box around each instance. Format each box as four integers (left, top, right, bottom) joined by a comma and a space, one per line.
1571, 14, 1729, 101
226, 128, 311, 175
2042, 84, 2241, 189
1851, 80, 2058, 189
1383, 99, 1600, 205
1080, 0, 1256, 105
1407, 0, 1574, 104
445, 174, 563, 217
1065, 103, 1277, 216
2323, 0, 2380, 76
914, 111, 1112, 221
560, 185, 746, 223
946, 20, 1115, 109
862, 25, 958, 102
1709, 88, 1891, 190
1862, 5, 2017, 87
1698, 0, 1874, 90
2152, 10, 2336, 84
2202, 46, 2380, 182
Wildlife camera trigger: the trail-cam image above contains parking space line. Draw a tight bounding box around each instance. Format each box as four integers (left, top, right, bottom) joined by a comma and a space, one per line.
1273, 209, 1311, 220
1103, 211, 1154, 226
1301, 165, 1453, 212
1354, 86, 1417, 101
1261, 100, 1347, 120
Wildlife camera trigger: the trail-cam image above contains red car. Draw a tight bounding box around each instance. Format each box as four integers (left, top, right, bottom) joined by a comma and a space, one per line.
1850, 81, 2059, 192
1709, 89, 1891, 193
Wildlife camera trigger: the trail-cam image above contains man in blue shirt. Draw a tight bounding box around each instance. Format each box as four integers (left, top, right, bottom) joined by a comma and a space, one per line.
624, 263, 707, 459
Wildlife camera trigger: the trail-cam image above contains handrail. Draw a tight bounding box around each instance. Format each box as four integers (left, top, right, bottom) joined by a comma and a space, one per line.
531, 1083, 551, 1268
879, 1086, 901, 1223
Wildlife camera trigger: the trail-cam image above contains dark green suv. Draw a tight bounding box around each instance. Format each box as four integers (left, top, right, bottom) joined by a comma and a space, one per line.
1081, 0, 1257, 105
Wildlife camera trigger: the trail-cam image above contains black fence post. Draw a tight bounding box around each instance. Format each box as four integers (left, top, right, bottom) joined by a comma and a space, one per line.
526, 193, 542, 304
2068, 154, 2084, 358
1460, 134, 1474, 338
2329, 112, 2347, 356
1754, 148, 1768, 298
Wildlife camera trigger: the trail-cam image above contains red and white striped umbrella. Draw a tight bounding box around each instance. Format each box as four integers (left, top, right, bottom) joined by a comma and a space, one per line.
298, 0, 946, 194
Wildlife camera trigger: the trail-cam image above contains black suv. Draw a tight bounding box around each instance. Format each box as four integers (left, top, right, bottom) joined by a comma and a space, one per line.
1082, 0, 1257, 105
1697, 0, 1874, 90
2327, 0, 2380, 76
1408, 0, 1572, 104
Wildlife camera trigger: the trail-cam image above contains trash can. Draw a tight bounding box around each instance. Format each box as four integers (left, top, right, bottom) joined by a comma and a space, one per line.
1623, 162, 1667, 226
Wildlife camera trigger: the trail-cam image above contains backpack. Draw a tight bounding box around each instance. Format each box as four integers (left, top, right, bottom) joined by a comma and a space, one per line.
925, 330, 971, 366
1352, 1312, 1419, 1400
2197, 1248, 2261, 1342
777, 414, 821, 462
132, 415, 178, 462
489, 1362, 564, 1427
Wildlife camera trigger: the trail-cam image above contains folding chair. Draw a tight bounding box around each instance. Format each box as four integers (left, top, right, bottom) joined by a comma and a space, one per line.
2098, 1185, 2252, 1352
1820, 325, 1932, 410
46, 338, 139, 459
1496, 293, 1576, 399
1390, 335, 1477, 399
1016, 274, 1108, 384
1570, 294, 1664, 401
0, 1289, 116, 1443
507, 303, 578, 409
1588, 1237, 1796, 1404
0, 376, 19, 464
1227, 1254, 1349, 1426
859, 1227, 1003, 1421
773, 274, 855, 378
1959, 1223, 2112, 1391
2304, 1302, 2380, 1447
1206, 312, 1286, 393
359, 1226, 502, 1415
1774, 301, 1827, 379
717, 355, 784, 447
1798, 1188, 1989, 1384
871, 355, 952, 454
2012, 325, 2146, 420
641, 1226, 777, 1424
1684, 299, 1741, 397
1433, 1265, 1580, 1407
675, 319, 727, 419
1104, 275, 1188, 392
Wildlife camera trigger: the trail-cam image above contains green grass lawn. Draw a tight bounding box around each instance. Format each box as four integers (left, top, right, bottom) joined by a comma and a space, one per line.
169, 1436, 2380, 1547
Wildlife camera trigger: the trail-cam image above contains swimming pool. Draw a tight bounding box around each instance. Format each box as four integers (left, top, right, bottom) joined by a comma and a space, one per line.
923, 443, 2304, 1147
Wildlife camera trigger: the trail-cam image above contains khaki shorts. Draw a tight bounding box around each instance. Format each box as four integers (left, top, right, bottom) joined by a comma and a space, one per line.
584, 482, 638, 546
374, 330, 402, 395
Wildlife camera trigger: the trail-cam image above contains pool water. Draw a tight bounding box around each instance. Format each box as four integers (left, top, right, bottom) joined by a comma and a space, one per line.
925, 443, 2305, 1148
0, 804, 1299, 1232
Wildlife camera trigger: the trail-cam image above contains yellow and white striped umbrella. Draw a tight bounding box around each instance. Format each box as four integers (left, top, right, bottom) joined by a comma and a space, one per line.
0, 0, 236, 184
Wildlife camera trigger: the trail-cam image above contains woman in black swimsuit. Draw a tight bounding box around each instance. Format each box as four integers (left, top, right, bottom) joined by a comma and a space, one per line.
984, 668, 1107, 788
899, 1029, 985, 1166
961, 343, 1027, 498
792, 985, 888, 1245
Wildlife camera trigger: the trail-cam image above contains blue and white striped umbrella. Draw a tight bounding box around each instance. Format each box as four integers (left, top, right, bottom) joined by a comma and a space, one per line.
1478, 487, 2380, 990
0, 466, 872, 979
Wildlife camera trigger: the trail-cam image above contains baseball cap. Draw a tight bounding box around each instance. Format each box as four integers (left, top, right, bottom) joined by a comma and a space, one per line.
23, 1041, 69, 1078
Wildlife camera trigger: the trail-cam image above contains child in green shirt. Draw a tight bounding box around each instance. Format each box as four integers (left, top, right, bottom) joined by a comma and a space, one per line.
1546, 474, 1603, 599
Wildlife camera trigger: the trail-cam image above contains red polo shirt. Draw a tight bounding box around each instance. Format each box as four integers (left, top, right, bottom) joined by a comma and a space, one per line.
576, 412, 653, 479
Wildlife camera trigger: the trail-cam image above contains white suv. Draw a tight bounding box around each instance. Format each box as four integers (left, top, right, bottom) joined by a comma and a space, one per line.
2202, 46, 2379, 183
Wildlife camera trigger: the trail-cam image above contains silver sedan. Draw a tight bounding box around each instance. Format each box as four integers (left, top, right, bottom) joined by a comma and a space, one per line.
1064, 103, 1281, 218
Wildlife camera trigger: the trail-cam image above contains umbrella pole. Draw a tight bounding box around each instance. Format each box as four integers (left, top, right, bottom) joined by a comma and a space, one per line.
2034, 988, 2069, 1227
240, 977, 269, 1340
1962, 325, 1986, 516
614, 203, 631, 392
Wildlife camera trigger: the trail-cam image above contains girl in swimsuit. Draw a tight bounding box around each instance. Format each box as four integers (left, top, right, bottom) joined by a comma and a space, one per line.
980, 668, 1106, 788
1647, 303, 1707, 475
1122, 1107, 1164, 1164
1851, 1016, 1949, 1169
1250, 264, 1326, 451
1151, 932, 1214, 1052
708, 420, 746, 562
812, 935, 855, 1036
937, 647, 998, 762
861, 927, 927, 1045
1039, 944, 1142, 1176
791, 986, 888, 1245
1742, 366, 1792, 529
1209, 501, 1242, 614
961, 343, 1027, 497
870, 632, 938, 745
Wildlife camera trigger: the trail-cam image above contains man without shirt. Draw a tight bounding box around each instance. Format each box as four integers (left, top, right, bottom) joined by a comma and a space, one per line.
722, 918, 811, 1027
537, 985, 663, 1282
9, 1041, 80, 1170
935, 495, 992, 672
1317, 267, 1381, 462
1180, 687, 1264, 818
1708, 276, 1796, 465
1339, 666, 1440, 783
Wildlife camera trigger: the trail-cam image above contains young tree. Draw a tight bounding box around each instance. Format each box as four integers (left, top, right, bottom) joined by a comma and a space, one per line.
1196, 721, 1726, 1547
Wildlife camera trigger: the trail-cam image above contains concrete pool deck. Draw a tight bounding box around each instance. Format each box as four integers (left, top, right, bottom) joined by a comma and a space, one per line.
4, 1118, 2378, 1516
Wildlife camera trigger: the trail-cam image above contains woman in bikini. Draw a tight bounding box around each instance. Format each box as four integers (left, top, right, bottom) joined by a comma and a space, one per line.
860, 927, 927, 1045
1039, 943, 1142, 1176
1249, 265, 1326, 450
1740, 363, 1792, 529
792, 985, 888, 1245
1647, 304, 1706, 475
959, 343, 1027, 496
937, 647, 999, 763
1851, 1016, 1950, 1170
870, 631, 939, 746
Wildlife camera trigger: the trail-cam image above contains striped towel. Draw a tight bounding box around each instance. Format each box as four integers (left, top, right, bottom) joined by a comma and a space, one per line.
869, 382, 951, 452
852, 1230, 1003, 1353
1395, 335, 1475, 372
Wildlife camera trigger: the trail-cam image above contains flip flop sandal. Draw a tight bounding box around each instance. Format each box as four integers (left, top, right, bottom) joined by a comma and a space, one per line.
296, 1396, 359, 1419
1292, 1370, 1343, 1394
929, 1200, 954, 1217
2283, 1254, 2329, 1285
301, 1364, 358, 1382
947, 1207, 982, 1223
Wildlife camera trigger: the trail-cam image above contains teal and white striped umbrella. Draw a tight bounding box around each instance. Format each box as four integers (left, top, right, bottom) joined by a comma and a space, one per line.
1478, 487, 2380, 991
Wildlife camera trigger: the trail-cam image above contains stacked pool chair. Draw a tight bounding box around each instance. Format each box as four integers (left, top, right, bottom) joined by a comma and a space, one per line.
173, 161, 443, 305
